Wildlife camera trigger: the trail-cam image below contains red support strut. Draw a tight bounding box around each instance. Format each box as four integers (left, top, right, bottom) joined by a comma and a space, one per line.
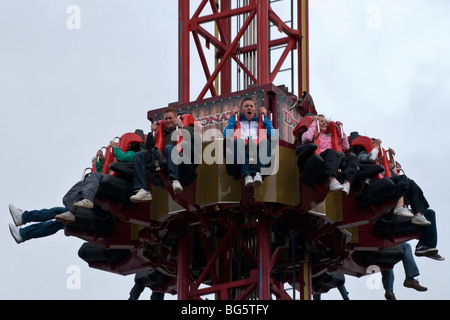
177, 230, 190, 300
257, 216, 271, 300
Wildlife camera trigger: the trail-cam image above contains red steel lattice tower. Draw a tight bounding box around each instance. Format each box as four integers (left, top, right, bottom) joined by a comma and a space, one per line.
67, 0, 422, 302
173, 0, 312, 300
178, 0, 309, 104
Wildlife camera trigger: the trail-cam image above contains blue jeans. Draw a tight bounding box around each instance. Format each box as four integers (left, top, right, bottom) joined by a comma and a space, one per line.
19, 207, 66, 241
164, 145, 179, 181
231, 139, 267, 177
132, 146, 180, 189
133, 150, 152, 191
381, 242, 419, 291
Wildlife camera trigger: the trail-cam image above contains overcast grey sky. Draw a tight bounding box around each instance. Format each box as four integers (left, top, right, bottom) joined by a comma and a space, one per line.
1, 0, 449, 300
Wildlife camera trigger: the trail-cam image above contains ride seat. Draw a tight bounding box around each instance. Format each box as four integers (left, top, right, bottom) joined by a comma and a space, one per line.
312, 271, 345, 295
66, 207, 115, 236
374, 212, 422, 238
350, 133, 391, 179
117, 132, 144, 151
78, 241, 130, 266
350, 134, 397, 208
353, 244, 404, 268
96, 174, 134, 204
78, 243, 154, 275
101, 131, 144, 176
292, 91, 317, 117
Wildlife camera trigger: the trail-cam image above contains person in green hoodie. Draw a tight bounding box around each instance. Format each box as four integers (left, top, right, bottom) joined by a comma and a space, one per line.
56, 140, 139, 222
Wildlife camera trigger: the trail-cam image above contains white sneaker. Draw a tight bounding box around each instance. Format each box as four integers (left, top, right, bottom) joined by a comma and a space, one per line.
244, 175, 254, 187
9, 204, 23, 226
130, 189, 152, 202
9, 223, 23, 244
73, 199, 94, 209
341, 181, 351, 196
253, 172, 263, 187
393, 206, 414, 218
329, 177, 344, 191
55, 211, 76, 223
172, 180, 183, 194
411, 214, 431, 226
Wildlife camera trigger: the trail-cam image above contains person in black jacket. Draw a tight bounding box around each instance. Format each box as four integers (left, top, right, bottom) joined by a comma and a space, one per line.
130, 107, 195, 202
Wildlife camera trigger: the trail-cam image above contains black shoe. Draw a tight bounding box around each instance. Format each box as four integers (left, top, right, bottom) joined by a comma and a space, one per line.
429, 252, 445, 261
384, 290, 396, 300
415, 246, 438, 257
403, 278, 427, 292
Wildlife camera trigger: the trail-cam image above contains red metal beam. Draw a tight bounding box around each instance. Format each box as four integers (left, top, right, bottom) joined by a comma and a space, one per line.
197, 225, 220, 285
268, 7, 300, 38
180, 0, 308, 101
195, 4, 256, 24
298, 0, 310, 93
256, 0, 269, 85
219, 0, 231, 94
177, 231, 190, 300
269, 38, 297, 83
179, 0, 190, 103
191, 222, 237, 291
192, 31, 218, 97
197, 9, 256, 100
257, 217, 271, 300
188, 272, 258, 298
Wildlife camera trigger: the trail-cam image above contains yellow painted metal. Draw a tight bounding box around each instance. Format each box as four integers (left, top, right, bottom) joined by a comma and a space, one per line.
149, 141, 303, 218
324, 191, 343, 222
347, 226, 359, 244
300, 0, 309, 93
254, 144, 300, 206
195, 140, 242, 207
149, 185, 174, 220
309, 191, 343, 223
131, 224, 141, 241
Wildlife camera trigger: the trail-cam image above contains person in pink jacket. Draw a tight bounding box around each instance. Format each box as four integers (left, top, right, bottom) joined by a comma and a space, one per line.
301, 114, 358, 195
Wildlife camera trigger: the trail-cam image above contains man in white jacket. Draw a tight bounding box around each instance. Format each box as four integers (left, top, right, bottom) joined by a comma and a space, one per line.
223, 97, 275, 187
